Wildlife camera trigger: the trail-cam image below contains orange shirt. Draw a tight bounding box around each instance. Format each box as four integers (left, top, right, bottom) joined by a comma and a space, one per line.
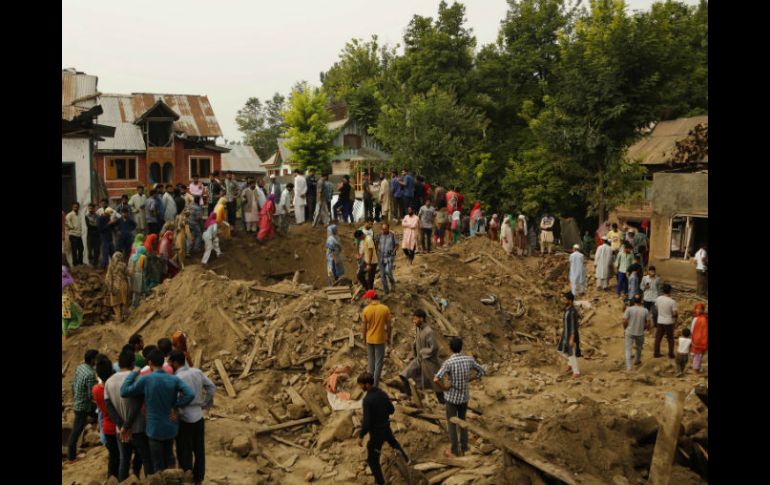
362, 303, 390, 344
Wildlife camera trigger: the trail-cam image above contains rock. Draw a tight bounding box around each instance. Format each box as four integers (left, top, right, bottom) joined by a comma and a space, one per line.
145, 474, 165, 485
305, 471, 315, 482
317, 410, 354, 449
612, 475, 631, 485
234, 381, 249, 393
105, 477, 120, 485
161, 469, 185, 482
231, 435, 252, 457
248, 403, 257, 411
83, 431, 102, 447
218, 350, 232, 357
182, 470, 194, 483
287, 403, 309, 420
119, 477, 140, 485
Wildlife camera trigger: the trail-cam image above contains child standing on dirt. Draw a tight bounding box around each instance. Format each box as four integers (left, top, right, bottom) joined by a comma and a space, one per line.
675, 328, 692, 376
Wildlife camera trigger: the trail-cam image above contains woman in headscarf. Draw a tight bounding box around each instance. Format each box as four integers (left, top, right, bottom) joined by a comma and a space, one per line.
128, 246, 146, 308
159, 228, 178, 279
171, 330, 194, 366
257, 193, 277, 242
143, 233, 159, 255
213, 195, 231, 240
130, 233, 145, 257
515, 214, 528, 256
469, 201, 482, 237
325, 224, 345, 286
690, 303, 708, 373
401, 206, 420, 264
143, 245, 163, 291
105, 252, 129, 321
488, 214, 499, 241
500, 214, 514, 256
62, 265, 83, 338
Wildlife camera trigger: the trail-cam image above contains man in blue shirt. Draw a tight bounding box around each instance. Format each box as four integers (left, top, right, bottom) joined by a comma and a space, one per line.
120, 349, 195, 473
390, 171, 402, 220
399, 169, 414, 221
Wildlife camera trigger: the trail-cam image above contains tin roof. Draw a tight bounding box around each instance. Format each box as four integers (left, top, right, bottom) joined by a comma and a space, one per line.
222, 144, 265, 173
627, 116, 708, 165
95, 95, 146, 151
277, 138, 293, 163
62, 70, 98, 120
326, 118, 350, 131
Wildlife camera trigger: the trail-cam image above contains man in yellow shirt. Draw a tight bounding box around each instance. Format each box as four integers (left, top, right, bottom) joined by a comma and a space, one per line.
361, 290, 391, 388
356, 229, 378, 290
606, 223, 621, 254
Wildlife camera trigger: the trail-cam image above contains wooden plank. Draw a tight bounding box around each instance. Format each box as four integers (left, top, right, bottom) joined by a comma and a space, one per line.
405, 414, 442, 434
130, 310, 158, 336
251, 285, 300, 297
428, 467, 462, 485
408, 378, 423, 409
295, 354, 325, 366
348, 328, 355, 349
192, 349, 203, 369
214, 359, 237, 398
449, 417, 581, 485
254, 416, 318, 434
433, 456, 478, 469
61, 358, 72, 377
271, 434, 310, 452
326, 293, 353, 301
217, 306, 248, 340
267, 328, 277, 357
648, 391, 686, 485
481, 252, 508, 272
261, 448, 290, 471
510, 344, 532, 353
419, 298, 459, 336
286, 387, 304, 406
462, 255, 480, 264
300, 388, 328, 425
239, 336, 262, 378
414, 462, 450, 472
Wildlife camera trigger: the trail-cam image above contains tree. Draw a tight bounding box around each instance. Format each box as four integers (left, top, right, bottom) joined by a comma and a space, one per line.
374, 86, 486, 184
283, 84, 340, 173
235, 93, 286, 160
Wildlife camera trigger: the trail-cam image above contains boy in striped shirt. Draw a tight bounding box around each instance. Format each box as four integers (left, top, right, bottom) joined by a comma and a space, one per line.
433, 337, 485, 458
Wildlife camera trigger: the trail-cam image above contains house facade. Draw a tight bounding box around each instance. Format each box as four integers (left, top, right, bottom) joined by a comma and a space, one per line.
94, 93, 227, 203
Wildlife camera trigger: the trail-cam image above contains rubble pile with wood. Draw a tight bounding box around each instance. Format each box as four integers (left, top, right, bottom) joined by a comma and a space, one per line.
62, 225, 708, 485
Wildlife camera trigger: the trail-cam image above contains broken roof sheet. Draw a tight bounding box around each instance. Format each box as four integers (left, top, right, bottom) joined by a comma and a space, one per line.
627, 115, 708, 165
62, 70, 98, 121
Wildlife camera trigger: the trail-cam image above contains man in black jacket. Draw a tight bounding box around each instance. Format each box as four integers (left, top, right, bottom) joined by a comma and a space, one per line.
356, 372, 410, 485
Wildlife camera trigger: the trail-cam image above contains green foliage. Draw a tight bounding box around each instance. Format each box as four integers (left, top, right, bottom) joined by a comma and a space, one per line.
235, 93, 286, 160
282, 84, 340, 173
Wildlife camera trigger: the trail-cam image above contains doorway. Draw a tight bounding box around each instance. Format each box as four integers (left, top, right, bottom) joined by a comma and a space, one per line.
62, 163, 76, 210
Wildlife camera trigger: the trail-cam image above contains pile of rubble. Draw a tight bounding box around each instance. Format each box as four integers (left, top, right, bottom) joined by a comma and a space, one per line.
69, 266, 114, 325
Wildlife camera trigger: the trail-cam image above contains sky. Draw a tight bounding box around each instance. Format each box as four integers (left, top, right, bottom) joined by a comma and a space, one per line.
62, 0, 702, 144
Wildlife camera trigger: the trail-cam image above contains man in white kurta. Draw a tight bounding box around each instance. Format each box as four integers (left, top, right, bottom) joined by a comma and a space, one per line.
594, 238, 613, 290
569, 244, 585, 296
293, 170, 307, 224
241, 180, 260, 232
276, 184, 294, 236
128, 186, 147, 232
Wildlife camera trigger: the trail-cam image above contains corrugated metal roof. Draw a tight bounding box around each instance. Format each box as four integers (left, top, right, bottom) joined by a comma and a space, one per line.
95, 95, 146, 151
277, 138, 293, 162
326, 118, 349, 131
627, 116, 708, 165
221, 144, 265, 173
261, 152, 278, 168
62, 70, 98, 120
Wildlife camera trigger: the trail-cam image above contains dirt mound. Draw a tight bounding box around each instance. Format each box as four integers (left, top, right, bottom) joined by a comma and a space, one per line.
68, 266, 113, 325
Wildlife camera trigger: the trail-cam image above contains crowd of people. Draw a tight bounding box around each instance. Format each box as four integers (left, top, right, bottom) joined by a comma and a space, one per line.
66, 332, 214, 484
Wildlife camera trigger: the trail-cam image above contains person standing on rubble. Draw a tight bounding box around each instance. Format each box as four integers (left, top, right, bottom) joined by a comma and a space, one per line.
325, 224, 345, 285
276, 183, 294, 236
500, 214, 514, 256
201, 217, 223, 265
65, 201, 84, 266
615, 243, 634, 299
375, 222, 398, 293
594, 238, 613, 291
653, 284, 678, 359
356, 229, 378, 290
120, 349, 195, 474
556, 292, 581, 378
623, 294, 651, 370
433, 336, 485, 458
399, 309, 445, 404
129, 185, 147, 233
401, 206, 419, 264
361, 290, 391, 388
539, 211, 555, 256
569, 244, 586, 296
169, 350, 216, 485
357, 372, 411, 485
293, 169, 308, 224
67, 349, 99, 462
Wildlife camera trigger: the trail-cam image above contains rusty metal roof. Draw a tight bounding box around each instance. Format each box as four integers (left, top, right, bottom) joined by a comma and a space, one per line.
95, 95, 146, 152
62, 70, 98, 120
627, 116, 708, 165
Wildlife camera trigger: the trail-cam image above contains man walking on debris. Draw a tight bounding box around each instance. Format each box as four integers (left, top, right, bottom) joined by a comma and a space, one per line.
170, 351, 216, 485
694, 243, 708, 297
201, 217, 222, 265
623, 294, 651, 370
66, 202, 84, 266
120, 349, 195, 473
594, 238, 612, 291
129, 185, 147, 233
67, 349, 99, 462
379, 172, 391, 223
357, 372, 411, 485
569, 244, 585, 296
539, 211, 555, 256
293, 169, 308, 224
85, 203, 100, 267
641, 266, 661, 327
434, 336, 485, 458
373, 222, 397, 293
399, 309, 445, 404
418, 198, 436, 253
654, 284, 678, 358
276, 183, 294, 236
325, 225, 345, 285
241, 179, 260, 233
104, 348, 153, 480
557, 292, 581, 378
615, 243, 634, 299
313, 173, 333, 227
306, 168, 318, 222
356, 229, 378, 290
361, 290, 391, 388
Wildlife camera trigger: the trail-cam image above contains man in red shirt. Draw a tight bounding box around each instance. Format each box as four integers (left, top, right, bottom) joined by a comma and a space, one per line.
93, 355, 119, 479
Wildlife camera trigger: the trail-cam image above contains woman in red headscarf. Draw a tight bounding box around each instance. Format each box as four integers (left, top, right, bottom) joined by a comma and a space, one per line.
469, 201, 482, 237
171, 330, 194, 366
159, 230, 178, 279
690, 303, 708, 373
144, 233, 160, 255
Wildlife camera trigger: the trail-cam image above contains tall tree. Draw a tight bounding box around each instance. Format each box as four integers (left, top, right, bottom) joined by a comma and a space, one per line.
235, 93, 286, 160
283, 84, 340, 173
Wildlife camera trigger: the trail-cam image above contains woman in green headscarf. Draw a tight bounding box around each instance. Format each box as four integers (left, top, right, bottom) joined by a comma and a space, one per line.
62, 265, 83, 338
130, 232, 145, 257
128, 246, 146, 308
500, 214, 515, 256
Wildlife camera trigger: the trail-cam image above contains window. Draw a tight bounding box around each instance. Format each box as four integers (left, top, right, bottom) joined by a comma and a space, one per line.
149, 162, 161, 185
162, 162, 174, 184
106, 158, 137, 181
344, 134, 362, 149
190, 157, 211, 178
148, 121, 172, 147
670, 215, 707, 259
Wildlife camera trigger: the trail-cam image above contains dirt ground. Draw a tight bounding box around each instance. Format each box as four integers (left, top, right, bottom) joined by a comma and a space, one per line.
61, 222, 708, 485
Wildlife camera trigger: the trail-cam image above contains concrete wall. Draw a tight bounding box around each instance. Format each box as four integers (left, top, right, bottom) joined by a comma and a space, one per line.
62, 137, 93, 265
649, 172, 708, 286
